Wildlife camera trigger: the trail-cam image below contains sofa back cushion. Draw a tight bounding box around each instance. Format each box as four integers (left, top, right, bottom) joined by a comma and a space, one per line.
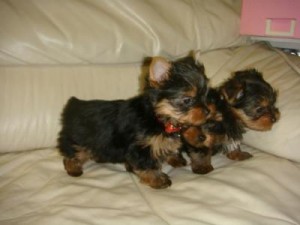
0, 65, 142, 153
0, 0, 248, 153
0, 0, 247, 66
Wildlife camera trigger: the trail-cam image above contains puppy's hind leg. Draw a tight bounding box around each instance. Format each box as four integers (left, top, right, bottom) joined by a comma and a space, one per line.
58, 136, 89, 177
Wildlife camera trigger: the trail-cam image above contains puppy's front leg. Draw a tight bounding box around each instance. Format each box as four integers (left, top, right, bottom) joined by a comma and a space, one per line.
166, 152, 187, 168
133, 169, 172, 189
188, 147, 214, 174
226, 147, 253, 161
126, 145, 171, 189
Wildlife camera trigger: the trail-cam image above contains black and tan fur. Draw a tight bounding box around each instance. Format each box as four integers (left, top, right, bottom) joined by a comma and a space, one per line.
57, 56, 209, 189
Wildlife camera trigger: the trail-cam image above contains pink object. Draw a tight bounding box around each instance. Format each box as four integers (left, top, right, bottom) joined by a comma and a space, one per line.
240, 0, 300, 39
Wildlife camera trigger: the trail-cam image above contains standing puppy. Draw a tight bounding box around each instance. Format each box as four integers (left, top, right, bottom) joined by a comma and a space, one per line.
57, 56, 209, 189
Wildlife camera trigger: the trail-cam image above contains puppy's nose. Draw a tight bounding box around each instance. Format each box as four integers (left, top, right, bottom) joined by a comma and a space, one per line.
271, 108, 280, 123
203, 107, 210, 116
198, 135, 206, 142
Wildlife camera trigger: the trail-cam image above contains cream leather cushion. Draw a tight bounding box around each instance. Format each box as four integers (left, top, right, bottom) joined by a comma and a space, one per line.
199, 43, 300, 162
0, 65, 141, 153
0, 0, 247, 65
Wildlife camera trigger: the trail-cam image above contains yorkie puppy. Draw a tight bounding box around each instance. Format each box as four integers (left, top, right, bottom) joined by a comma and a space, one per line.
57, 56, 209, 189
169, 69, 280, 174
181, 120, 226, 174
166, 92, 226, 174
218, 69, 280, 160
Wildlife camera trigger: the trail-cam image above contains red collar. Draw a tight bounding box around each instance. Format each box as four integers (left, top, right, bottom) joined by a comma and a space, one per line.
156, 117, 182, 135
163, 121, 182, 134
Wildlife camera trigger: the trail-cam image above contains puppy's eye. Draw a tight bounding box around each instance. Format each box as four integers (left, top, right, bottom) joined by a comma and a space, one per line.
256, 106, 266, 114
182, 97, 193, 106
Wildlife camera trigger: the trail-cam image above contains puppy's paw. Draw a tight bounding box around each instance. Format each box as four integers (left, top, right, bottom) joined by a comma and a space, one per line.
226, 150, 253, 161
63, 158, 83, 177
136, 170, 172, 189
150, 173, 172, 189
167, 155, 187, 168
192, 164, 214, 174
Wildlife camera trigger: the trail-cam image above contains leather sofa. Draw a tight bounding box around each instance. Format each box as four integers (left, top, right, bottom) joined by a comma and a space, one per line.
1, 1, 300, 224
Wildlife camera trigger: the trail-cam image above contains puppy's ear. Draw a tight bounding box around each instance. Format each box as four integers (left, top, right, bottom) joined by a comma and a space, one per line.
149, 57, 171, 87
221, 80, 245, 105
235, 69, 263, 80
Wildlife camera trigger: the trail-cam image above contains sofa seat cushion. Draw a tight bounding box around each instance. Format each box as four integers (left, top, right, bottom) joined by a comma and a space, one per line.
1, 146, 300, 225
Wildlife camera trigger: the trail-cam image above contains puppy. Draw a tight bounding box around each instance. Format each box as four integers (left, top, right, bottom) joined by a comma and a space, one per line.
167, 93, 226, 174
57, 56, 209, 189
219, 69, 280, 160
169, 69, 280, 174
